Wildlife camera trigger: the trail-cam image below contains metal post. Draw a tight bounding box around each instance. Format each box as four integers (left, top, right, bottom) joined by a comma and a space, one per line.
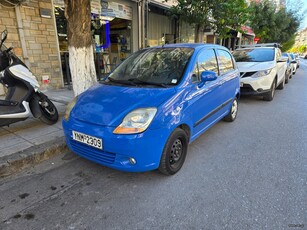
15, 5, 30, 68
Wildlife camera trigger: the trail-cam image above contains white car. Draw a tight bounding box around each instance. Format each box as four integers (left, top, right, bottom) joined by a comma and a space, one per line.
233, 44, 288, 101
289, 53, 298, 74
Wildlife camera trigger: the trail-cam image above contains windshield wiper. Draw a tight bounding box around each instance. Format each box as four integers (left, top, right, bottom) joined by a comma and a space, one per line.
107, 77, 137, 86
128, 78, 170, 88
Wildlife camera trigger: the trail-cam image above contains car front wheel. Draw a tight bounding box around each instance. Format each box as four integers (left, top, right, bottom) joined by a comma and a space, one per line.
263, 80, 276, 101
158, 128, 188, 175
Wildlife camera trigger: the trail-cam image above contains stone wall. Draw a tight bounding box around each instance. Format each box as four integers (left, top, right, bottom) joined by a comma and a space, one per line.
0, 0, 63, 95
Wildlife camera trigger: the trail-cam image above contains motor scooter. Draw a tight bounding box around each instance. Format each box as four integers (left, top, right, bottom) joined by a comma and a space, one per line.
0, 29, 58, 127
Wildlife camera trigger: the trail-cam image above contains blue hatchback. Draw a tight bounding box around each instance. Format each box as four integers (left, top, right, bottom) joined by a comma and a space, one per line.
62, 44, 240, 175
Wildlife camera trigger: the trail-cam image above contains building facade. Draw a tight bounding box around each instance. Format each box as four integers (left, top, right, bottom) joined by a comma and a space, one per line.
0, 0, 255, 95
0, 0, 63, 95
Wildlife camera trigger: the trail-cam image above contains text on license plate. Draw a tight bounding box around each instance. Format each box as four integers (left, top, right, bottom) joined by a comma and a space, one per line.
72, 131, 103, 150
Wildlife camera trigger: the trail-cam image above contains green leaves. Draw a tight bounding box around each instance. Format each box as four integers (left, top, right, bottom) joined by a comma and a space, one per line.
168, 0, 249, 42
248, 0, 300, 44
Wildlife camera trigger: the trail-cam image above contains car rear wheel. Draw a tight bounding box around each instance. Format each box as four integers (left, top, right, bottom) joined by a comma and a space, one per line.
263, 80, 276, 101
223, 97, 238, 122
158, 128, 188, 175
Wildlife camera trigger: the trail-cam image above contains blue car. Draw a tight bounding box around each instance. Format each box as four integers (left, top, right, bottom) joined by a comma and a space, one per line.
63, 44, 240, 175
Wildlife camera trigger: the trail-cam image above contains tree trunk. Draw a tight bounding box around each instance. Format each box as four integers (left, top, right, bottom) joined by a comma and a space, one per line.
64, 0, 97, 96
194, 24, 205, 43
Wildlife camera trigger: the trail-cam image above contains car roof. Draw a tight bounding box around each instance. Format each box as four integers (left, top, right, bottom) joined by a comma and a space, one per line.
146, 43, 229, 52
235, 47, 275, 51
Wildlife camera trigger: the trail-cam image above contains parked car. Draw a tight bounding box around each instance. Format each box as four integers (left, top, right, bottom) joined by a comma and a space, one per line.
233, 43, 287, 101
294, 53, 300, 68
289, 53, 298, 74
62, 44, 240, 175
282, 52, 293, 83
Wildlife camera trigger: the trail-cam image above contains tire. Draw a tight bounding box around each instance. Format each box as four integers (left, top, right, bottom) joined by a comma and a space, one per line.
223, 97, 238, 122
158, 128, 188, 175
285, 74, 289, 84
277, 76, 285, 90
30, 93, 59, 125
263, 80, 276, 101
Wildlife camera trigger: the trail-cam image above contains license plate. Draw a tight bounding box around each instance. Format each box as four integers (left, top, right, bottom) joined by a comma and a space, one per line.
72, 130, 103, 150
240, 82, 244, 87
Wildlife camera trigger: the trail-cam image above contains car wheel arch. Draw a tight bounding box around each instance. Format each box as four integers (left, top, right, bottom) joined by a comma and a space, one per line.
178, 124, 191, 142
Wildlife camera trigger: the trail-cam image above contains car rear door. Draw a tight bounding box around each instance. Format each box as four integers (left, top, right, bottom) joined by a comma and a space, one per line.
215, 48, 239, 112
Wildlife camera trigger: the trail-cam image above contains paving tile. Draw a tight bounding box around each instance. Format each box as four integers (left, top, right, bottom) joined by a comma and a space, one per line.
13, 124, 60, 141
29, 130, 64, 145
0, 133, 28, 149
2, 118, 41, 133
0, 128, 10, 137
0, 141, 33, 158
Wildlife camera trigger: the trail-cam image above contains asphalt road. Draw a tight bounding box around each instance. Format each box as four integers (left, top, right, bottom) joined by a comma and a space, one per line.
0, 59, 306, 230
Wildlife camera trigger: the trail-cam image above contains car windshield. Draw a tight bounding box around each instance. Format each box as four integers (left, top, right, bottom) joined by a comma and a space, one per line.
105, 47, 194, 87
233, 48, 275, 62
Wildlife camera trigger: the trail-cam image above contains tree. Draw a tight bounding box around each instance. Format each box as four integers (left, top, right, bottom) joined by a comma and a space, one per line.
281, 35, 296, 52
168, 0, 213, 43
249, 0, 300, 44
297, 45, 307, 54
168, 0, 249, 43
211, 0, 250, 39
64, 0, 97, 96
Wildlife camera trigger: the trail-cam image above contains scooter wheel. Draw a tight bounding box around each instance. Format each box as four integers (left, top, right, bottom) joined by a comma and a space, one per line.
30, 94, 59, 125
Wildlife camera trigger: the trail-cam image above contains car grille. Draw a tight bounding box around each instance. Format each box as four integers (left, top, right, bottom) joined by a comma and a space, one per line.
70, 140, 116, 164
240, 72, 257, 78
240, 84, 255, 93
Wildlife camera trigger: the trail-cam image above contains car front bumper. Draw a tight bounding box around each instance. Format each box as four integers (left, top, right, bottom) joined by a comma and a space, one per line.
240, 73, 275, 95
62, 118, 169, 172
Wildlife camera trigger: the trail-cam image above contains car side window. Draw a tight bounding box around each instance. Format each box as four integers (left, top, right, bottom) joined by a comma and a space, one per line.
276, 49, 281, 61
216, 49, 235, 74
192, 49, 218, 83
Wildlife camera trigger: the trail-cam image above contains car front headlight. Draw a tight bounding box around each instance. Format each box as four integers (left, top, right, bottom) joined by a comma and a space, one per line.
252, 68, 273, 78
64, 96, 78, 121
113, 108, 157, 134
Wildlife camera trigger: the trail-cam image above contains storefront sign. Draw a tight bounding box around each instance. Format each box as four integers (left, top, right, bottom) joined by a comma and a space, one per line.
102, 1, 132, 20
150, 0, 177, 8
53, 0, 132, 20
53, 0, 64, 7
53, 0, 101, 14
91, 0, 101, 14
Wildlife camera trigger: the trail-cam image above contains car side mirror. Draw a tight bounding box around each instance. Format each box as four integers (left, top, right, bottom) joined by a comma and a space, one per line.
198, 71, 217, 88
278, 57, 288, 62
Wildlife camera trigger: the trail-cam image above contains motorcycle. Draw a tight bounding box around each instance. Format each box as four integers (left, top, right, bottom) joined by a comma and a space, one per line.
0, 29, 58, 127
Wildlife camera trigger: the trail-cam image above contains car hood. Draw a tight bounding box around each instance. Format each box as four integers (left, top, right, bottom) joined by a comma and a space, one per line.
72, 83, 176, 126
236, 61, 275, 72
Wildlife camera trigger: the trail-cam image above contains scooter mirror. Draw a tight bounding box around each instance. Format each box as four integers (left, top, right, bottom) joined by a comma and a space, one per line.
1, 30, 8, 41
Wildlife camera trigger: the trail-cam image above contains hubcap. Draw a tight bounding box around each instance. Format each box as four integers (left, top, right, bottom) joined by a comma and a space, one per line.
169, 139, 183, 167
39, 100, 56, 115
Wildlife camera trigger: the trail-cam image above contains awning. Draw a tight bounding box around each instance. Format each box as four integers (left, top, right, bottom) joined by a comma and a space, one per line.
241, 26, 255, 36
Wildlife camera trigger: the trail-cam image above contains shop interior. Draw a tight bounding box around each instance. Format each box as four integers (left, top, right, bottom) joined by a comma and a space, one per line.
54, 6, 132, 84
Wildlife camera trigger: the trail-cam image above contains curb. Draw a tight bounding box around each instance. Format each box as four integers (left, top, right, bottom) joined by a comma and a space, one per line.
0, 137, 68, 178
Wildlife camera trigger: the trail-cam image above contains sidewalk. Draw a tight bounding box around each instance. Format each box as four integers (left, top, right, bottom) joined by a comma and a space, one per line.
0, 88, 74, 178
